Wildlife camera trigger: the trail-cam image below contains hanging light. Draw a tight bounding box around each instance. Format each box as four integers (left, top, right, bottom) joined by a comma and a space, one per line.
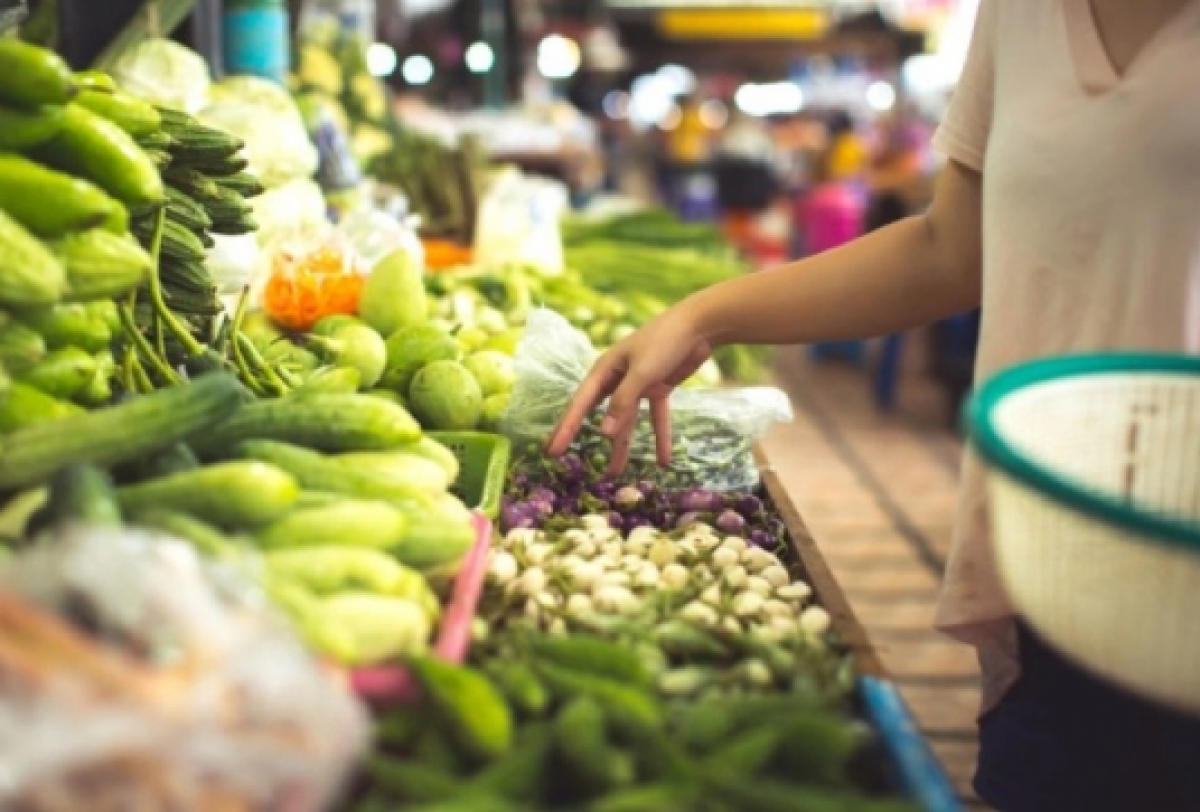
366, 43, 398, 77
537, 34, 582, 80
402, 55, 435, 85
465, 41, 495, 74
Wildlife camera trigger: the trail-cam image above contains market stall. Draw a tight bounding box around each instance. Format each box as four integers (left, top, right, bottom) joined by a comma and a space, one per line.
0, 10, 962, 810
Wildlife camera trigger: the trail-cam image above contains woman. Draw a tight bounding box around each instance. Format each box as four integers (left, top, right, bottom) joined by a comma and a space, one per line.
549, 1, 1200, 809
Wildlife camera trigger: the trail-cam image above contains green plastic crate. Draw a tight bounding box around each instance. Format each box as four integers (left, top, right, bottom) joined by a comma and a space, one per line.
427, 431, 511, 519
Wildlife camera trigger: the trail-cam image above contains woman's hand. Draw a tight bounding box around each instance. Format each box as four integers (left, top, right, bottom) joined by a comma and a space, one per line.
547, 306, 712, 475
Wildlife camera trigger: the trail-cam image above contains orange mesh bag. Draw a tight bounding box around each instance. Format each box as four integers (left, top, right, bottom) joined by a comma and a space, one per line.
263, 236, 366, 332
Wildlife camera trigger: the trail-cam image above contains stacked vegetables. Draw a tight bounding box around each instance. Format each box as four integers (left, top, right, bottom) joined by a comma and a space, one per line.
129, 103, 262, 350
481, 516, 845, 698
0, 41, 156, 421
352, 510, 914, 812
356, 643, 915, 812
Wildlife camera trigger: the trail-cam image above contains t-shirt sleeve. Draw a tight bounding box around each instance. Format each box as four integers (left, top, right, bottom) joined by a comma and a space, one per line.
933, 0, 998, 171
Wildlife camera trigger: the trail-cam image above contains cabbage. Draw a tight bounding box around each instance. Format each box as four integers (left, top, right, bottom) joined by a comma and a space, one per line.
112, 38, 211, 113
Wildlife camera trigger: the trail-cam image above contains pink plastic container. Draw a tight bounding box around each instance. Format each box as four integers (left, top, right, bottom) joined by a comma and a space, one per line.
348, 511, 492, 704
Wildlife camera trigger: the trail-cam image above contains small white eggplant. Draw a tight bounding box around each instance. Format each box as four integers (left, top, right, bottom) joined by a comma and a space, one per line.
762, 565, 790, 589
661, 563, 689, 590
800, 606, 832, 635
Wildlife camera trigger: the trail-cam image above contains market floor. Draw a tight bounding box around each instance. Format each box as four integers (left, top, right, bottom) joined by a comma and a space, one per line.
761, 337, 993, 811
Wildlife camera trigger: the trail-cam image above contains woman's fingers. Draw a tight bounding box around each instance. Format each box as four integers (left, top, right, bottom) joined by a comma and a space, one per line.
602, 374, 647, 475
547, 354, 621, 456
649, 393, 672, 465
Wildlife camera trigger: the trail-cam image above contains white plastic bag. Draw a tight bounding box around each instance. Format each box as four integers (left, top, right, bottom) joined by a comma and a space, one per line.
503, 309, 793, 491
0, 526, 369, 812
473, 170, 568, 274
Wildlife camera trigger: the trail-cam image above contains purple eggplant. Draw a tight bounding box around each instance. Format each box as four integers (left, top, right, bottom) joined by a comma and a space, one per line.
589, 481, 616, 500
749, 529, 773, 548
501, 502, 538, 532
529, 487, 558, 509
677, 489, 722, 513
559, 453, 585, 481
606, 511, 624, 529
715, 509, 746, 535
735, 494, 764, 517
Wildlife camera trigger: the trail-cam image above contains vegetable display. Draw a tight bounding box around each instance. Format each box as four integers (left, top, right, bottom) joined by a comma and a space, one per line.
0, 36, 942, 812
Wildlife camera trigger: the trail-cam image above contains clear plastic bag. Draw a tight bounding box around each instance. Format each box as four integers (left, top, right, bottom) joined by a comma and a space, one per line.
0, 525, 369, 812
502, 308, 793, 491
473, 169, 568, 274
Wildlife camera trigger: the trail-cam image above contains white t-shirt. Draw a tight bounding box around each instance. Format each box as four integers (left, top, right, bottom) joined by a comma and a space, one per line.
932, 0, 1200, 713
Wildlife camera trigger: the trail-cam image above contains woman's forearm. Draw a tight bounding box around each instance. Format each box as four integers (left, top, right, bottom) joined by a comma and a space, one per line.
686, 162, 983, 347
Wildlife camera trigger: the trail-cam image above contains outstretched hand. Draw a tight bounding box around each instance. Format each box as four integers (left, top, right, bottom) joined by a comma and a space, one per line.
546, 311, 712, 475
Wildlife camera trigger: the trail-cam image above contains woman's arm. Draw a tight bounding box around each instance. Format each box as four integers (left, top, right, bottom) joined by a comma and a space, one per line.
549, 159, 984, 471
688, 158, 983, 347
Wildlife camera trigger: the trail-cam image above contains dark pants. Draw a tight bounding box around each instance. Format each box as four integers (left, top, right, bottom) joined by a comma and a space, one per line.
976, 622, 1200, 812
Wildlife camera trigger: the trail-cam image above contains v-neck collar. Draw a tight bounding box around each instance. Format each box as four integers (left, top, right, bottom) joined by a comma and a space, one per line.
1062, 0, 1200, 94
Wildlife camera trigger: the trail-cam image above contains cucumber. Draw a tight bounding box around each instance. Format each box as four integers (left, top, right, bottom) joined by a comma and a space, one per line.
133, 217, 206, 263
233, 440, 437, 504
116, 461, 299, 529
163, 118, 244, 161
27, 464, 121, 534
0, 40, 77, 107
0, 373, 245, 490
0, 209, 67, 308
408, 435, 461, 484
74, 89, 161, 136
165, 190, 212, 233
31, 105, 164, 207
163, 166, 222, 201
392, 497, 476, 572
256, 500, 407, 550
0, 154, 125, 238
173, 152, 249, 177
197, 394, 422, 454
215, 171, 265, 199
207, 214, 258, 236
19, 347, 98, 398
200, 186, 253, 225
18, 304, 111, 352
0, 104, 64, 150
334, 451, 450, 493
0, 383, 83, 431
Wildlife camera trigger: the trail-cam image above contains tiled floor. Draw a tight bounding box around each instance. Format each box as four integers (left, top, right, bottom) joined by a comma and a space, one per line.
760, 335, 994, 810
